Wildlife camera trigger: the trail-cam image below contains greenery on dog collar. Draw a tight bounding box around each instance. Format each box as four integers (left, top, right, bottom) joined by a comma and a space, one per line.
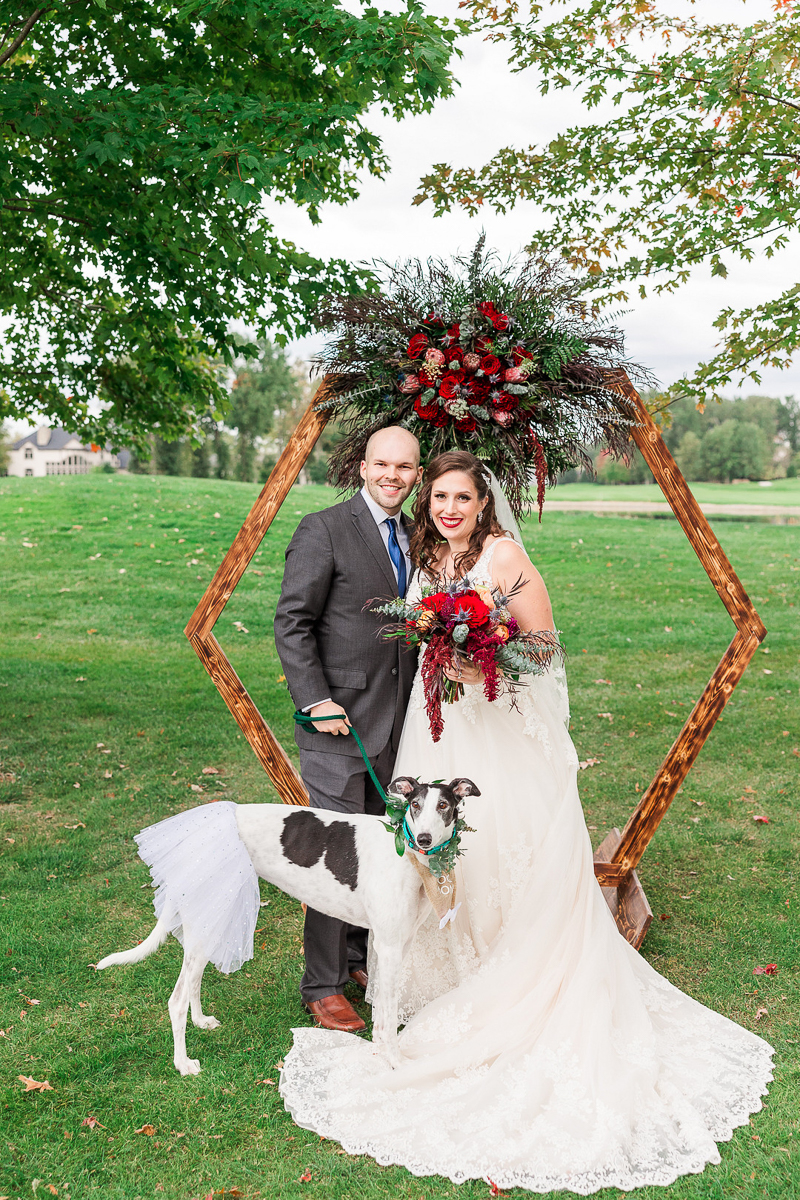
380, 781, 474, 876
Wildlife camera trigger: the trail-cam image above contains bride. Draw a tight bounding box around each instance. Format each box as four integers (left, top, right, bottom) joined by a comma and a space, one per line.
279, 450, 774, 1194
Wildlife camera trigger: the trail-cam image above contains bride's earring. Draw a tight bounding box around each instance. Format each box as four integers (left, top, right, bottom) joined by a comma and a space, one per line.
476, 510, 483, 524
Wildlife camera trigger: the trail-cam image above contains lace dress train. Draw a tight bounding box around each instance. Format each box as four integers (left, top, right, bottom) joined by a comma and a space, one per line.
279, 540, 773, 1193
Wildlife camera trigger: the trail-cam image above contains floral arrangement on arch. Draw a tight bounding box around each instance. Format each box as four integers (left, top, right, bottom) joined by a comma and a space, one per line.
315, 238, 652, 517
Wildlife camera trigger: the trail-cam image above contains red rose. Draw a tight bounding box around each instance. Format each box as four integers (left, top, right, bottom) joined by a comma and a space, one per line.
419, 591, 449, 614
455, 414, 477, 432
450, 594, 491, 627
513, 346, 533, 366
491, 390, 520, 412
443, 322, 461, 347
418, 368, 435, 388
407, 332, 429, 359
474, 335, 494, 354
467, 377, 490, 401
477, 301, 497, 319
445, 346, 464, 364
490, 311, 510, 331
480, 354, 501, 376
433, 406, 450, 427
438, 375, 460, 401
414, 395, 439, 421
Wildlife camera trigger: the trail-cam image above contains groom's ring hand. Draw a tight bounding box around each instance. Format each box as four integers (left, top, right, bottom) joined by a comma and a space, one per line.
309, 701, 351, 735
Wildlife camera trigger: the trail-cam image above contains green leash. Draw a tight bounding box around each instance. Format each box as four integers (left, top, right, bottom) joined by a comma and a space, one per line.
293, 710, 389, 804
292, 710, 460, 865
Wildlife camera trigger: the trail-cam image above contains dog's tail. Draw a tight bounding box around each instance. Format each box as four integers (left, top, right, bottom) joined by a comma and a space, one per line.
95, 920, 170, 970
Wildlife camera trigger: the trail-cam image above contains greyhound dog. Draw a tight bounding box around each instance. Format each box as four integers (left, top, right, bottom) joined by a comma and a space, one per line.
96, 776, 480, 1074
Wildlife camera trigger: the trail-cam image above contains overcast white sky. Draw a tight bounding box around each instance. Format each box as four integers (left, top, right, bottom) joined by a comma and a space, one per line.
271, 0, 797, 398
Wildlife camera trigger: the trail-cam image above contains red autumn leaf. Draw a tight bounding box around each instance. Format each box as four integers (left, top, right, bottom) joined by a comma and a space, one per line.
135, 1123, 156, 1135
18, 1075, 53, 1092
753, 964, 778, 976
299, 1170, 313, 1182
659, 913, 672, 921
753, 815, 769, 824
81, 1116, 106, 1129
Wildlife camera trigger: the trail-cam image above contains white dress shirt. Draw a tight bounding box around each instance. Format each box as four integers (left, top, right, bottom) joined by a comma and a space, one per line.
302, 487, 412, 713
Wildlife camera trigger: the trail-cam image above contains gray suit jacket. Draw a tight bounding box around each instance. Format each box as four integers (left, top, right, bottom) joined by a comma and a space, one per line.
274, 492, 417, 759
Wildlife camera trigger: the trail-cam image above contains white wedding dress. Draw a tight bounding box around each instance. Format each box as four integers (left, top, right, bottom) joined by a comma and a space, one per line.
279, 538, 774, 1194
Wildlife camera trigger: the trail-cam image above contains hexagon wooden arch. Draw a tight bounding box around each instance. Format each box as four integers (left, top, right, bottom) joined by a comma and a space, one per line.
184, 371, 766, 948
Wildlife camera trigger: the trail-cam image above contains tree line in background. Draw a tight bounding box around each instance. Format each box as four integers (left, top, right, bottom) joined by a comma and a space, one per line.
567, 394, 800, 486
129, 341, 339, 486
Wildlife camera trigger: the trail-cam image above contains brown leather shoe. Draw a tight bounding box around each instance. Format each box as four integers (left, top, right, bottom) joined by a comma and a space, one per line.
348, 969, 369, 991
305, 994, 365, 1033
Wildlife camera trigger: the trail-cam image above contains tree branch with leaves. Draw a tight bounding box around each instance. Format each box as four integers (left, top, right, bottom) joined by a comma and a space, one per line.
416, 0, 800, 404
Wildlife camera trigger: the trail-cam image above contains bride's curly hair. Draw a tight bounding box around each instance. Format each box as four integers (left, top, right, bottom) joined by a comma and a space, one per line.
410, 451, 509, 578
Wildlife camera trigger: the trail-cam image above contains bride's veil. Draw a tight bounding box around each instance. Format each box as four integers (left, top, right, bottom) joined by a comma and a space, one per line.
485, 468, 525, 548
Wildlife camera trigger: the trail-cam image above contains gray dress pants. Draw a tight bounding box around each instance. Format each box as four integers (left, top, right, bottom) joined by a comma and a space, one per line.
298, 740, 395, 1004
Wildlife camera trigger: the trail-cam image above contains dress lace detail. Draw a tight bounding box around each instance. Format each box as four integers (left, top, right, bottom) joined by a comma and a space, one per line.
279, 537, 774, 1194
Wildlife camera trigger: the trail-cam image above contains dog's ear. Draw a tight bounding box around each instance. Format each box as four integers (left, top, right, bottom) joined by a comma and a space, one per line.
448, 778, 481, 799
387, 777, 419, 798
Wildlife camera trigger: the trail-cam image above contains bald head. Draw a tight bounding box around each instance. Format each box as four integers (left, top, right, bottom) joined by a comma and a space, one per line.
364, 425, 420, 468
360, 426, 422, 515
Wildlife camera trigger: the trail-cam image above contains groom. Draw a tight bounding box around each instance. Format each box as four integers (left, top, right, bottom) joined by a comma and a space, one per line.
274, 426, 422, 1031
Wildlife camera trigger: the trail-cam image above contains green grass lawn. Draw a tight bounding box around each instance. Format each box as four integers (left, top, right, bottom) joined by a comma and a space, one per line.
1, 472, 799, 1200
551, 478, 800, 505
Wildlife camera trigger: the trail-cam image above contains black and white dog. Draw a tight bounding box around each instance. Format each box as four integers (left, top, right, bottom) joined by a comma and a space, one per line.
96, 777, 480, 1074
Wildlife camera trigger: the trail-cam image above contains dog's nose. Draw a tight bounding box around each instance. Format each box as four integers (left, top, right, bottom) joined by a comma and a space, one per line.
416, 831, 432, 849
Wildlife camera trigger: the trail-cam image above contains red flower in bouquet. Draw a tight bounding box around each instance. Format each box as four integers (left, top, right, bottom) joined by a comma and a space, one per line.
480, 354, 502, 376
399, 373, 421, 394
424, 346, 446, 369
418, 367, 436, 387
414, 395, 440, 421
455, 414, 476, 432
439, 370, 466, 401
466, 377, 491, 402
512, 345, 534, 366
474, 335, 494, 354
492, 410, 516, 427
477, 300, 510, 331
491, 390, 520, 412
425, 311, 445, 328
463, 352, 481, 373
450, 593, 491, 626
407, 332, 429, 359
503, 366, 524, 383
442, 322, 461, 347
445, 345, 464, 365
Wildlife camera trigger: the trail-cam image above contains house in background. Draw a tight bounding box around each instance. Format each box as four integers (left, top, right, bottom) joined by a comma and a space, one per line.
5, 427, 129, 477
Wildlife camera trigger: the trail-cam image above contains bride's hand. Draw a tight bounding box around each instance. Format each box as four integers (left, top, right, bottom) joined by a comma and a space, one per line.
443, 657, 484, 685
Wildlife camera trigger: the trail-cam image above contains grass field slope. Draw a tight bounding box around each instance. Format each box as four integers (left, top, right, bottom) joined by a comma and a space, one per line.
1, 473, 799, 1200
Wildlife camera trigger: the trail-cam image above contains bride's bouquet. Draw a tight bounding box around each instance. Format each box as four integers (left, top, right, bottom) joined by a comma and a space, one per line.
370, 576, 563, 742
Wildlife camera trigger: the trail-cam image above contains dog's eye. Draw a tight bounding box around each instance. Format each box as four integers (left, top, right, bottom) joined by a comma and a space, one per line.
410, 801, 420, 811
437, 801, 448, 811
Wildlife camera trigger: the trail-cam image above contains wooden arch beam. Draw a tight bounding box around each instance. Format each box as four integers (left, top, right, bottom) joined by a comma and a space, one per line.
184, 372, 766, 947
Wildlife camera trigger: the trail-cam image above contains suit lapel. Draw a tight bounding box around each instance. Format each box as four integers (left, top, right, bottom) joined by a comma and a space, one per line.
350, 492, 398, 596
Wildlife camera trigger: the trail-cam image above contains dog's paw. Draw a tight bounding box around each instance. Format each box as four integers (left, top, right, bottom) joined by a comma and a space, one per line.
175, 1057, 202, 1076
194, 1015, 221, 1031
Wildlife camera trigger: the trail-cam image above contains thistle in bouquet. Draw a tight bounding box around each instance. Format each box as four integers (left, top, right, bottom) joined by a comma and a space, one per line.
370, 575, 563, 743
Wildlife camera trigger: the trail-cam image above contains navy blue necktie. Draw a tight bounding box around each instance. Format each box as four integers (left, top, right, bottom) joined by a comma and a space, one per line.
384, 517, 407, 598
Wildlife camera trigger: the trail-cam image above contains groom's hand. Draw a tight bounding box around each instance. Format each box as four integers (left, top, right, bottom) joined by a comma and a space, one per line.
309, 701, 351, 735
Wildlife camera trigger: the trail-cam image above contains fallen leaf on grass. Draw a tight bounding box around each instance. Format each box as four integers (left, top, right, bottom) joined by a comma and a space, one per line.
743, 786, 757, 794
81, 1116, 106, 1129
190, 784, 204, 793
753, 815, 770, 824
64, 822, 86, 830
578, 758, 601, 770
597, 712, 613, 722
273, 1060, 284, 1069
594, 678, 612, 685
659, 914, 671, 922
104, 770, 112, 779
75, 676, 87, 682
78, 1002, 88, 1008
19, 1075, 53, 1092
299, 1171, 313, 1183
254, 1079, 276, 1086
135, 1124, 156, 1135
664, 626, 672, 633
233, 621, 249, 634
755, 1007, 769, 1021
202, 766, 220, 775
753, 964, 778, 976
487, 1181, 509, 1198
